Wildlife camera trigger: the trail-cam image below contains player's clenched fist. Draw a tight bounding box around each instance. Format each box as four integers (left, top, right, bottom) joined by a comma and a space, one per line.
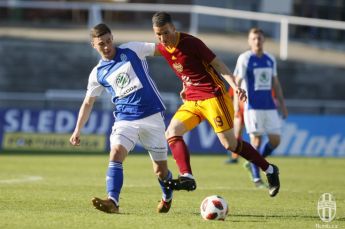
69, 133, 81, 146
236, 87, 247, 102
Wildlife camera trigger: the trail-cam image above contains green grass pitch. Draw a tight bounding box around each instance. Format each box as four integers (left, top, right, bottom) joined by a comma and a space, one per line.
0, 153, 344, 229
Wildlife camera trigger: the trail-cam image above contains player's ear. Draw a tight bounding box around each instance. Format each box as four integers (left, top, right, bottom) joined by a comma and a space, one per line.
169, 23, 176, 32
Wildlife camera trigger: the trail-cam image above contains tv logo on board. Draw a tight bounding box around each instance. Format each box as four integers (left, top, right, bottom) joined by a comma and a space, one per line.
316, 193, 337, 228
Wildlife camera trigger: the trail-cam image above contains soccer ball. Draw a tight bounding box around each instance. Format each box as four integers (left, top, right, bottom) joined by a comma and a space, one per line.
200, 195, 229, 221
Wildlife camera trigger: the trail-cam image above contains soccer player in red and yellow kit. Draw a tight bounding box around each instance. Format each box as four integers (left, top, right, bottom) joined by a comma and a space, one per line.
152, 12, 280, 197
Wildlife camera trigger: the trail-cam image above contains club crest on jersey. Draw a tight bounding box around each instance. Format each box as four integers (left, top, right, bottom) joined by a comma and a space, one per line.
173, 62, 183, 73
260, 72, 269, 83
120, 54, 127, 62
116, 73, 130, 88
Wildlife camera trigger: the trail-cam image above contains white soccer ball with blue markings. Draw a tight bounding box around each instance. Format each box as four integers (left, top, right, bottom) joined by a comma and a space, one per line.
200, 195, 229, 220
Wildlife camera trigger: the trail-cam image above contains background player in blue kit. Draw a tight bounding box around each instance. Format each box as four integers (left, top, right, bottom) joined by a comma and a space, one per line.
234, 28, 288, 187
69, 23, 173, 214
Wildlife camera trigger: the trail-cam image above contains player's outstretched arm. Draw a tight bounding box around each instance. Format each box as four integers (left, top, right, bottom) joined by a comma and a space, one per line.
210, 57, 247, 102
233, 78, 241, 115
272, 77, 288, 119
69, 96, 97, 146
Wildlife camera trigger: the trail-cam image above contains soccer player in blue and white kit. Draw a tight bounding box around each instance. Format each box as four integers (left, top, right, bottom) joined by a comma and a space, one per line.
234, 28, 288, 188
69, 23, 173, 214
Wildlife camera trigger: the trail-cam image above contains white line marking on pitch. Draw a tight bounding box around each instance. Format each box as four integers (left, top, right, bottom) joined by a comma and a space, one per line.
0, 176, 43, 184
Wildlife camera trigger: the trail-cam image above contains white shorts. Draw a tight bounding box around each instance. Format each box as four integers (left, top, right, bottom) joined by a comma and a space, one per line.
110, 112, 168, 161
243, 109, 281, 136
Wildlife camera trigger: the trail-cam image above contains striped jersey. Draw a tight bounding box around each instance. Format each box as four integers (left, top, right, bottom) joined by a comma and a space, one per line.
157, 32, 226, 100
86, 42, 165, 121
234, 50, 277, 110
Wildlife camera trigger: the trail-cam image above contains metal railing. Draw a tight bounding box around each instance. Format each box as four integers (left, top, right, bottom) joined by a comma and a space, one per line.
0, 91, 344, 115
1, 1, 345, 60
0, 90, 182, 113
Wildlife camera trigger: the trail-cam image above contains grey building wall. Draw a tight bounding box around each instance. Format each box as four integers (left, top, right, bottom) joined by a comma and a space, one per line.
1, 38, 345, 102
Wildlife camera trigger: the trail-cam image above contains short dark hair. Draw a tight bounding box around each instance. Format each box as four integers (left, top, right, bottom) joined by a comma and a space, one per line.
90, 23, 111, 38
152, 11, 173, 27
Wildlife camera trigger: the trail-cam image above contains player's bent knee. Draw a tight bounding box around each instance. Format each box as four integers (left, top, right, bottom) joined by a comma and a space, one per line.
109, 145, 127, 162
165, 128, 182, 139
269, 137, 281, 149
165, 130, 172, 139
166, 120, 188, 138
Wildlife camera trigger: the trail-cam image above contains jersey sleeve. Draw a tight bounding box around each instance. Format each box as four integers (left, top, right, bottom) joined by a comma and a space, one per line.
193, 37, 216, 64
234, 53, 247, 79
265, 52, 278, 77
120, 42, 155, 59
272, 55, 278, 77
86, 66, 104, 97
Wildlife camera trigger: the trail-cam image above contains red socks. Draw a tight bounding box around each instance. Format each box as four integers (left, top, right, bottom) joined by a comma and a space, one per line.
167, 137, 269, 173
235, 140, 270, 171
167, 136, 192, 175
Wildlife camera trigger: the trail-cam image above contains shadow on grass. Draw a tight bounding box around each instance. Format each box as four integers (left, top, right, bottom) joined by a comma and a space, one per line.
191, 212, 321, 222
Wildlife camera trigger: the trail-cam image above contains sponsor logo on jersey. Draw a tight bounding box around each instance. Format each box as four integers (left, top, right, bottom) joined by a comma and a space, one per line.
122, 85, 138, 96
116, 73, 130, 88
260, 72, 269, 83
173, 62, 183, 73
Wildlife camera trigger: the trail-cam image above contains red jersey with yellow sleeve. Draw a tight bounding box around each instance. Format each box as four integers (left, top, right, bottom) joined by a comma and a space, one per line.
157, 32, 227, 101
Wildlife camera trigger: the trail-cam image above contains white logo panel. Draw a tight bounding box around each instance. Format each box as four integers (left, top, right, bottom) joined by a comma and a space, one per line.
106, 62, 143, 98
253, 67, 272, 91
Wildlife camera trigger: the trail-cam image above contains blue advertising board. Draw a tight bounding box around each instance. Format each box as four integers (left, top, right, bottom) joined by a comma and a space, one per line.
0, 108, 344, 157
0, 108, 112, 152
275, 115, 345, 157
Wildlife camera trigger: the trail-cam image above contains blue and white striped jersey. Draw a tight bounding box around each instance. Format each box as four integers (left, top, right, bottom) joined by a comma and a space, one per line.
234, 50, 277, 110
86, 42, 165, 121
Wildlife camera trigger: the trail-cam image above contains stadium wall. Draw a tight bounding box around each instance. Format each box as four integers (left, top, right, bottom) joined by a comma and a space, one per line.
0, 108, 344, 157
1, 38, 345, 102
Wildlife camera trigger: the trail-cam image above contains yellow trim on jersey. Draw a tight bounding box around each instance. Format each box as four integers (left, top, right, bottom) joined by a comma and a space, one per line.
202, 61, 227, 95
165, 32, 180, 54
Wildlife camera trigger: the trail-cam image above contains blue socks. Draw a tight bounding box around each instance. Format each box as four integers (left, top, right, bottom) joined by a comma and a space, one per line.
158, 170, 173, 201
262, 142, 274, 158
250, 142, 275, 181
107, 161, 173, 204
250, 161, 261, 182
106, 161, 123, 206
